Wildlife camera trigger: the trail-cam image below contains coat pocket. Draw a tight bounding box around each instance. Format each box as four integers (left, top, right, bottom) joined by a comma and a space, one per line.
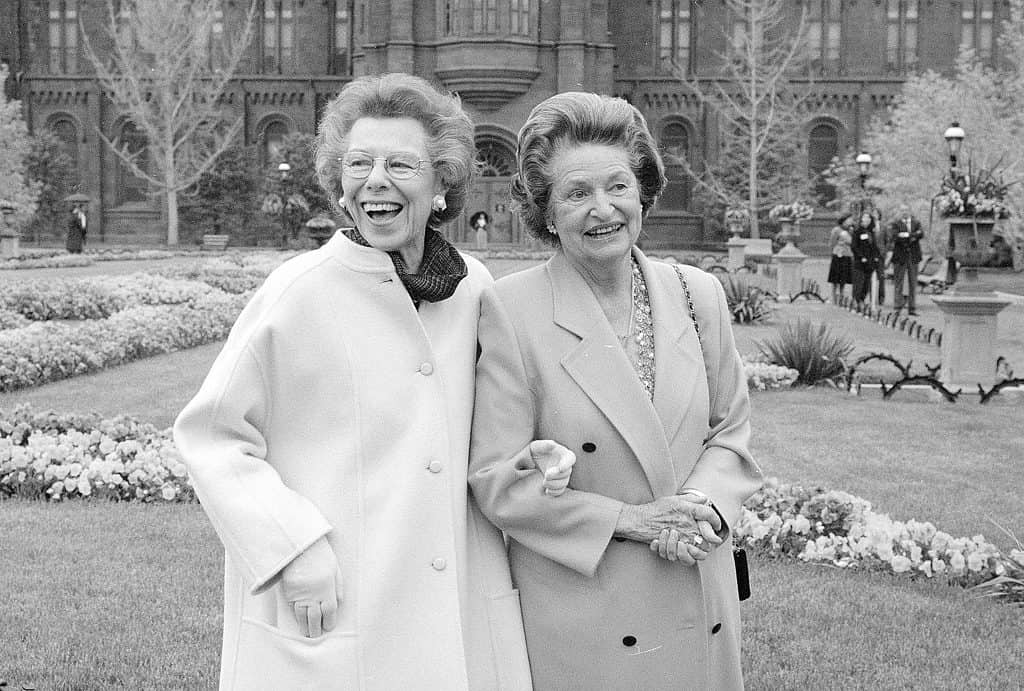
229, 617, 359, 690
487, 590, 533, 691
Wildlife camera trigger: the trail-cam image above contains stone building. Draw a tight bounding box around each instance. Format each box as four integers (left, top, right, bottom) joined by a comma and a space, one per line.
0, 1, 1010, 250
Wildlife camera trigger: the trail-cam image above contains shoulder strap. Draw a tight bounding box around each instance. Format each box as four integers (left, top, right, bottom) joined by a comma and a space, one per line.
673, 264, 704, 357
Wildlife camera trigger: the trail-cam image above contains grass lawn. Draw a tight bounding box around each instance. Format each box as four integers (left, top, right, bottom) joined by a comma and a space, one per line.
1, 254, 1022, 689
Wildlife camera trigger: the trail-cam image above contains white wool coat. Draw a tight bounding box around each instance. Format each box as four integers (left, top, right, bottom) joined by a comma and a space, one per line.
174, 232, 532, 691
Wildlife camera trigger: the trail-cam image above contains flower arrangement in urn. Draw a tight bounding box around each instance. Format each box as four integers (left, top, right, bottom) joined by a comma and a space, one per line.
768, 200, 814, 223
724, 207, 750, 237
935, 160, 1013, 219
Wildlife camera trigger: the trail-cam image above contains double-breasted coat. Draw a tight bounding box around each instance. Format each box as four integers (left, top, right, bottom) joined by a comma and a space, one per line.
469, 248, 762, 691
174, 232, 532, 690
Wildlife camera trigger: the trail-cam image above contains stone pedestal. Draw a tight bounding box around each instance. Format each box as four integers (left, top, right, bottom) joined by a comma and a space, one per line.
727, 236, 747, 272
475, 227, 488, 250
774, 243, 807, 299
0, 232, 20, 258
932, 292, 1012, 390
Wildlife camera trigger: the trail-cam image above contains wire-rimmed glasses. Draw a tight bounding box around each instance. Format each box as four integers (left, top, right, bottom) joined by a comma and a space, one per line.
340, 152, 431, 180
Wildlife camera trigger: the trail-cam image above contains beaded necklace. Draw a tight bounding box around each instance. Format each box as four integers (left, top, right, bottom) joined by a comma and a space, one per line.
618, 257, 656, 399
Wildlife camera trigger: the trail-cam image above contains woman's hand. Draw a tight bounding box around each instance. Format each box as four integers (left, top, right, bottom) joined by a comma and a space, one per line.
280, 537, 344, 638
649, 520, 724, 564
615, 495, 722, 549
527, 440, 577, 497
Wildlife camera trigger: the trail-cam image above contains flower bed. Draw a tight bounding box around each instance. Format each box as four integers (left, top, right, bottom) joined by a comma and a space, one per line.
0, 406, 191, 502
0, 293, 249, 391
744, 361, 799, 390
736, 478, 1022, 589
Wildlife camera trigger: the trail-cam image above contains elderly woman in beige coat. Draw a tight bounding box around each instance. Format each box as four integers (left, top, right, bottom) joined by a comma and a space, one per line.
174, 73, 534, 690
469, 93, 763, 690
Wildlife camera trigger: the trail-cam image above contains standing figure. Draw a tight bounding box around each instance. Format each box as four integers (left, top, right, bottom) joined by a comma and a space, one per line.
827, 214, 854, 303
851, 211, 883, 309
470, 209, 490, 249
174, 73, 532, 691
470, 92, 762, 690
886, 204, 924, 315
66, 204, 86, 253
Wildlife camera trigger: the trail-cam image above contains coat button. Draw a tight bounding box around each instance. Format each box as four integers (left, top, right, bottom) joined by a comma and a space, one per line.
622, 635, 637, 647
431, 557, 447, 571
582, 442, 596, 453
419, 362, 434, 375
427, 460, 443, 473
711, 623, 722, 635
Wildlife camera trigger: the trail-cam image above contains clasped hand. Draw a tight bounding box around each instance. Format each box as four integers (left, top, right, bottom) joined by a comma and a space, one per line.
279, 536, 344, 638
644, 495, 724, 566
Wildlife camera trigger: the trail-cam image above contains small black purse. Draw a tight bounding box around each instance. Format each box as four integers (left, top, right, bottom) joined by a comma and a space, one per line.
674, 264, 751, 602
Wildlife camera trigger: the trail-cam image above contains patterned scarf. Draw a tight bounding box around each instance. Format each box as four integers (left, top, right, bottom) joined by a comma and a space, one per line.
343, 226, 467, 306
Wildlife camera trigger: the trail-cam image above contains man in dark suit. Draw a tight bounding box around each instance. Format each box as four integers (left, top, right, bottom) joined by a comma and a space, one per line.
886, 204, 924, 315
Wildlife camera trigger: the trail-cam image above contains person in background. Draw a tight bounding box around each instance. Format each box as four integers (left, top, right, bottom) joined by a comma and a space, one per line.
827, 213, 853, 303
66, 204, 86, 254
851, 210, 883, 309
886, 204, 924, 315
174, 73, 533, 691
470, 91, 762, 690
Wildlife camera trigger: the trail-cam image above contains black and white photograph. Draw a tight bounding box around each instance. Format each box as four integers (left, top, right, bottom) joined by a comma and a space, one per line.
1, 1, 1022, 689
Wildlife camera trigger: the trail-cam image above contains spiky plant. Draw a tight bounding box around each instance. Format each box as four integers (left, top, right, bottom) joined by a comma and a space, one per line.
754, 318, 854, 385
720, 275, 774, 324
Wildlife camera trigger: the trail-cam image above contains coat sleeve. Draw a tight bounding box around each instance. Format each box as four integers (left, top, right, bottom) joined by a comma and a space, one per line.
173, 295, 332, 595
677, 271, 763, 531
469, 286, 624, 578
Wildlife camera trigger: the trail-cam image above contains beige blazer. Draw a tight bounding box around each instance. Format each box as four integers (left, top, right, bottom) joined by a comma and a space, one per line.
470, 248, 762, 691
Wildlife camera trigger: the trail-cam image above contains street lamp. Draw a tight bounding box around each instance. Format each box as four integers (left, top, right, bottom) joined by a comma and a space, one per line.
943, 121, 965, 171
278, 161, 291, 178
942, 123, 965, 285
854, 151, 872, 218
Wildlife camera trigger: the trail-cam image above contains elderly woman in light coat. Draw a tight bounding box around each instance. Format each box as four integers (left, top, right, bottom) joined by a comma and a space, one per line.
469, 93, 763, 690
174, 73, 534, 690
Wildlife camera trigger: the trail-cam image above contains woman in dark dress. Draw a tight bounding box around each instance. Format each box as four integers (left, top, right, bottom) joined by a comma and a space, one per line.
827, 213, 853, 303
66, 204, 86, 254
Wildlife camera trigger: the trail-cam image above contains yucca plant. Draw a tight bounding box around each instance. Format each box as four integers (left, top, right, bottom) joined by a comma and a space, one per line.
754, 318, 854, 385
719, 275, 773, 324
971, 523, 1024, 607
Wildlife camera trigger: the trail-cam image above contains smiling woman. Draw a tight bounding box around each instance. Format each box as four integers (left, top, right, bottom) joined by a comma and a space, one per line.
470, 92, 762, 690
173, 73, 532, 691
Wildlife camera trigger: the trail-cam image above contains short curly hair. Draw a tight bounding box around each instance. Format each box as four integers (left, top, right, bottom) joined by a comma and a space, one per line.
314, 73, 476, 228
509, 92, 667, 246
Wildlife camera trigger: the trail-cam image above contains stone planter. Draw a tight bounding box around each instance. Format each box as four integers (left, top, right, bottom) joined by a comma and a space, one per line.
775, 218, 800, 249
947, 218, 997, 292
0, 230, 20, 258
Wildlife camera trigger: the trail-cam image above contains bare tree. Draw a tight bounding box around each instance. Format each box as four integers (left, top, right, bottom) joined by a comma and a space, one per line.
83, 0, 255, 245
672, 0, 815, 238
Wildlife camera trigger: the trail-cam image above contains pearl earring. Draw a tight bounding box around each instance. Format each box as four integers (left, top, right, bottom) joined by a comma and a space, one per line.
338, 196, 347, 210
431, 194, 447, 212
547, 223, 557, 235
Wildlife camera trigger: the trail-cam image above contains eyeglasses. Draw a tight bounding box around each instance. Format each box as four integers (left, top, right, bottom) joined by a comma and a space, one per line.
340, 152, 431, 180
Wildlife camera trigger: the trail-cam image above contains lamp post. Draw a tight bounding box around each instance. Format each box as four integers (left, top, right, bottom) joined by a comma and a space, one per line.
942, 122, 965, 285
855, 151, 872, 219
0, 200, 18, 257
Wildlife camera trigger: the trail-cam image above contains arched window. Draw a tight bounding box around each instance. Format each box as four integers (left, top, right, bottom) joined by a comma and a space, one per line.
49, 118, 80, 185
117, 121, 149, 204
48, 0, 78, 74
808, 122, 839, 204
262, 0, 296, 74
261, 120, 289, 164
476, 138, 515, 177
659, 121, 691, 211
659, 0, 693, 74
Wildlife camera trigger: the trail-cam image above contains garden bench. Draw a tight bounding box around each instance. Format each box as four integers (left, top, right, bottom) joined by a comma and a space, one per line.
201, 234, 230, 251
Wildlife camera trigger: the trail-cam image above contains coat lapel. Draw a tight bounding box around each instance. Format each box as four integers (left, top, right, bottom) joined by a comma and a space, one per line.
548, 251, 678, 498
640, 252, 703, 455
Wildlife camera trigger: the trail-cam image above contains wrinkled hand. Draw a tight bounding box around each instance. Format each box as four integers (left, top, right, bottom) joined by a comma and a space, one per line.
528, 440, 577, 497
280, 537, 344, 638
649, 520, 724, 564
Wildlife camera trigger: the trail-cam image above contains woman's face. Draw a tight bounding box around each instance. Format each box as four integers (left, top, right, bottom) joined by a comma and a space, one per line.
860, 213, 872, 227
547, 142, 642, 272
341, 117, 444, 265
